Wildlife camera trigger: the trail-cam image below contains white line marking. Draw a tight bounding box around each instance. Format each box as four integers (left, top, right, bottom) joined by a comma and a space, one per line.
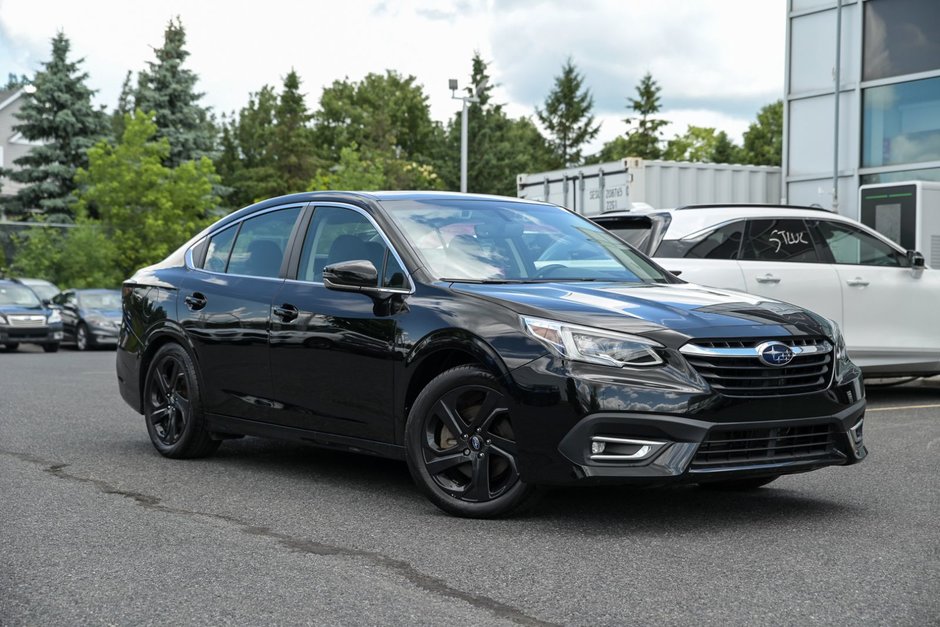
867, 403, 940, 412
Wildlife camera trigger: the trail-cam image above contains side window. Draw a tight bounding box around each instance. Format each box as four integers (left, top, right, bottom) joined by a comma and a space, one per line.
383, 253, 407, 289
202, 225, 238, 273
742, 219, 819, 263
813, 220, 904, 267
658, 221, 745, 259
298, 206, 392, 285
226, 207, 301, 278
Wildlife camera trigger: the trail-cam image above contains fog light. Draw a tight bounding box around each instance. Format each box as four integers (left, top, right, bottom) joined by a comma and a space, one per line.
591, 441, 606, 455
850, 418, 864, 444
588, 435, 667, 462
53, 332, 63, 339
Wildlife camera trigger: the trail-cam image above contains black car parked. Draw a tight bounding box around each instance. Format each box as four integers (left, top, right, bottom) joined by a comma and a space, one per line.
53, 289, 123, 350
117, 192, 867, 518
0, 279, 63, 352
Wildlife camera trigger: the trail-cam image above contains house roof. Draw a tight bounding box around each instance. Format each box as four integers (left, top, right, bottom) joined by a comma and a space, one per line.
0, 89, 24, 113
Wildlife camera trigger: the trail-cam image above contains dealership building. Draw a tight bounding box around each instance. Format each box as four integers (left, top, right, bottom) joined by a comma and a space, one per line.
784, 0, 940, 218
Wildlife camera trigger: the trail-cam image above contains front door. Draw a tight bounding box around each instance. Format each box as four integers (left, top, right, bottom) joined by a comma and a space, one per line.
180, 205, 302, 420
268, 205, 407, 442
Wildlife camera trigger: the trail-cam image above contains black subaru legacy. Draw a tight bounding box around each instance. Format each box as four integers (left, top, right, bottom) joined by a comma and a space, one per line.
117, 192, 867, 518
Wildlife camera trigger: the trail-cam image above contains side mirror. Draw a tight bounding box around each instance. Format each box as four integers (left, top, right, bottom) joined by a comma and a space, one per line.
323, 260, 379, 293
42, 299, 53, 308
907, 250, 926, 269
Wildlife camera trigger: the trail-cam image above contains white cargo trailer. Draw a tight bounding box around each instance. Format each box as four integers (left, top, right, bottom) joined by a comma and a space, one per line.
517, 157, 782, 215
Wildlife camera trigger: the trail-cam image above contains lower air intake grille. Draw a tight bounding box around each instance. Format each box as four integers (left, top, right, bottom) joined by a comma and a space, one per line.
691, 423, 839, 471
680, 337, 834, 397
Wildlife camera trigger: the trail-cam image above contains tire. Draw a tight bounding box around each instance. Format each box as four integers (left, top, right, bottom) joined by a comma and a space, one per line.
143, 343, 220, 459
698, 475, 780, 491
75, 323, 90, 351
405, 365, 537, 518
42, 343, 60, 353
3, 343, 19, 352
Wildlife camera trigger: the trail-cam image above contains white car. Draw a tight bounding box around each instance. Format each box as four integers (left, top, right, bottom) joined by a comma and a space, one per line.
593, 204, 940, 377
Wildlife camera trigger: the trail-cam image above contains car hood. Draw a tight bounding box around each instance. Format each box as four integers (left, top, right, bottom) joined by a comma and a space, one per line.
452, 281, 831, 344
0, 304, 48, 317
84, 308, 122, 320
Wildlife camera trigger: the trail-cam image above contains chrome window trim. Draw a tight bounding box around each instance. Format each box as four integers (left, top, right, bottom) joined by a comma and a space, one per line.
184, 204, 306, 280
289, 201, 416, 295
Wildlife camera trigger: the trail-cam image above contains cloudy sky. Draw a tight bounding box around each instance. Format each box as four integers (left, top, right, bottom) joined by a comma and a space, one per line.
0, 0, 786, 153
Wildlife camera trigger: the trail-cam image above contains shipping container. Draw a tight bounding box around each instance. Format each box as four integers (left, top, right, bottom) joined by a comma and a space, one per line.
517, 158, 783, 214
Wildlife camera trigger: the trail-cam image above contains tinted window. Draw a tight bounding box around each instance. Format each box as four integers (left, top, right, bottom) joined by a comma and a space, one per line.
813, 221, 904, 267
298, 206, 391, 285
202, 225, 238, 273
863, 0, 940, 81
225, 208, 300, 278
657, 222, 744, 259
742, 219, 819, 263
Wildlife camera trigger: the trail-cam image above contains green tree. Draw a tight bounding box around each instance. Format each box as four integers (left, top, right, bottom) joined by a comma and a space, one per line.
215, 85, 281, 206
623, 72, 668, 159
739, 100, 783, 166
313, 70, 442, 165
438, 52, 553, 194
536, 57, 600, 167
10, 222, 120, 288
110, 70, 135, 140
663, 125, 738, 162
3, 32, 108, 218
75, 110, 219, 278
309, 144, 386, 191
135, 17, 216, 166
272, 70, 317, 194
3, 73, 30, 90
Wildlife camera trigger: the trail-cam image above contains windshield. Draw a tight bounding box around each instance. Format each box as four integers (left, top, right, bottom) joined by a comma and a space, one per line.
383, 199, 670, 283
80, 291, 122, 310
0, 284, 42, 307
26, 283, 59, 301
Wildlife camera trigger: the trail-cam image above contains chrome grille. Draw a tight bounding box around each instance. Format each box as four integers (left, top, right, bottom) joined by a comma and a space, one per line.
691, 423, 840, 471
6, 315, 47, 327
680, 337, 833, 397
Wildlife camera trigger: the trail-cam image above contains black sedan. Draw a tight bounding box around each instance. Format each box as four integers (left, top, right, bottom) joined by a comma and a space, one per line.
117, 192, 867, 518
54, 289, 122, 350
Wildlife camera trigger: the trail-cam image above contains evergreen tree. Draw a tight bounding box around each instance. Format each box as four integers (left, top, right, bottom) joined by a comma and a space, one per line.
215, 85, 281, 206
4, 32, 108, 218
3, 73, 30, 90
536, 57, 600, 167
272, 70, 317, 194
135, 17, 215, 166
111, 70, 135, 140
739, 100, 783, 166
711, 131, 739, 164
623, 72, 668, 159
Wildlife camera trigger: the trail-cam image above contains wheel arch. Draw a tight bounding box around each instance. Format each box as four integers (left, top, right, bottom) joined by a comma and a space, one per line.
138, 323, 203, 410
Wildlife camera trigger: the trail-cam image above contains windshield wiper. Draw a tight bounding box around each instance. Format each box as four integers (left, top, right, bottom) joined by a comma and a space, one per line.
442, 278, 530, 284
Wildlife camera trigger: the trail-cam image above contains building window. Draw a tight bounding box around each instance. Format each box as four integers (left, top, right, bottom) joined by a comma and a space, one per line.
860, 167, 940, 186
863, 0, 940, 82
862, 76, 940, 168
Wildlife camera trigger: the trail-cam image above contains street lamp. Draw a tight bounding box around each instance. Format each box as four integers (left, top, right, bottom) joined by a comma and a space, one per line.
450, 77, 487, 193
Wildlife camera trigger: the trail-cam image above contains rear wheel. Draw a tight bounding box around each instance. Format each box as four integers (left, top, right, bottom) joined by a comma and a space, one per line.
143, 343, 219, 459
698, 475, 780, 491
42, 343, 60, 353
75, 323, 90, 351
405, 365, 536, 518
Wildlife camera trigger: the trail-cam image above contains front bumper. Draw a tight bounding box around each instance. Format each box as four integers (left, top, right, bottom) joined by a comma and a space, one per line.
0, 323, 63, 345
87, 323, 120, 345
508, 355, 867, 486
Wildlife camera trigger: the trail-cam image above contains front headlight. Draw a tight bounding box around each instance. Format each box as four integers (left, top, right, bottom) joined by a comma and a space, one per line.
827, 319, 846, 361
523, 316, 664, 367
47, 309, 61, 324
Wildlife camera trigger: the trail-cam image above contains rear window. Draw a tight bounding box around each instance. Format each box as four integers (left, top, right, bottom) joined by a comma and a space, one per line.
741, 219, 820, 263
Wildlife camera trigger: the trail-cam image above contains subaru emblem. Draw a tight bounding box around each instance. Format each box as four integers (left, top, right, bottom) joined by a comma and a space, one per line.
756, 341, 794, 367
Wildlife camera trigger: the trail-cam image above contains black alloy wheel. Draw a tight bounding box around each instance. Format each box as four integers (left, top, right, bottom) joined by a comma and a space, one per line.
405, 366, 536, 518
75, 323, 89, 351
42, 343, 59, 353
143, 344, 219, 458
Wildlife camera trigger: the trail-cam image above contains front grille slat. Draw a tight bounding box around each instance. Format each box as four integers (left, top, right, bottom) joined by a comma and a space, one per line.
692, 424, 840, 471
681, 336, 834, 397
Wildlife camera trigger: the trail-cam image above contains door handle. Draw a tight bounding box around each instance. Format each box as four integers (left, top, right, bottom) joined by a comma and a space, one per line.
184, 293, 207, 311
273, 304, 299, 322
847, 278, 870, 287
755, 274, 781, 284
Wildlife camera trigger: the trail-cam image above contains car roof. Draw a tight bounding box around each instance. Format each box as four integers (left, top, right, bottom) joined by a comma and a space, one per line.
605, 204, 857, 240
12, 277, 57, 286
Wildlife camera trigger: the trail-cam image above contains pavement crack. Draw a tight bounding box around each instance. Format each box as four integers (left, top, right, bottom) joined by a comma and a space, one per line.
0, 449, 555, 627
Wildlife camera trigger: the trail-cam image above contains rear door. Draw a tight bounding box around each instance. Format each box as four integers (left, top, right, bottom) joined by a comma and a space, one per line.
811, 219, 940, 370
737, 218, 843, 326
180, 205, 304, 421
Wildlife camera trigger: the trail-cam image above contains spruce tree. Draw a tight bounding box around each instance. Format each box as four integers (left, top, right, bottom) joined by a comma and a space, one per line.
622, 72, 668, 159
135, 17, 215, 166
4, 32, 107, 218
536, 57, 600, 167
111, 70, 135, 140
272, 70, 316, 194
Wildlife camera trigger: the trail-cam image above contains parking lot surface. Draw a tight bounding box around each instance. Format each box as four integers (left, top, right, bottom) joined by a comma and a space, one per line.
1, 348, 938, 626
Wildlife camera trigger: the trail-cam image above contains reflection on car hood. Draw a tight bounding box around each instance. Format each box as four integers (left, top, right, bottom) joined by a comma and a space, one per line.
85, 308, 122, 320
452, 281, 830, 340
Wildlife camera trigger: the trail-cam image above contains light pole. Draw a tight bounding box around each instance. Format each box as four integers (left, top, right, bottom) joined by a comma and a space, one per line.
450, 78, 487, 193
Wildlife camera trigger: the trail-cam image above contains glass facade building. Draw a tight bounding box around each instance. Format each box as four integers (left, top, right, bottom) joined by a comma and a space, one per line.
784, 0, 940, 217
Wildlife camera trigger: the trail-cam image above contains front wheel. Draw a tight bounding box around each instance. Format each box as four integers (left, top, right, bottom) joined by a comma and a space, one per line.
698, 475, 780, 491
3, 343, 19, 352
42, 343, 60, 353
143, 343, 219, 459
75, 323, 90, 351
405, 365, 536, 518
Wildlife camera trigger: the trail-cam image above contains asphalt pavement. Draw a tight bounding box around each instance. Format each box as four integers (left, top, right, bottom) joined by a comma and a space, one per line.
1, 347, 938, 626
